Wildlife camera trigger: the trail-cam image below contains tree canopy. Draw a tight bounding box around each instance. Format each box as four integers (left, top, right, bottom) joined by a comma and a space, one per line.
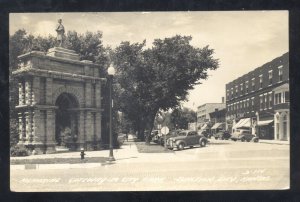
112, 35, 219, 141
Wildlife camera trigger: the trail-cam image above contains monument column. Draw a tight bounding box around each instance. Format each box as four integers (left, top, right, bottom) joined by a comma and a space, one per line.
95, 82, 101, 108
18, 112, 25, 143
85, 111, 93, 150
78, 111, 85, 149
95, 112, 102, 147
24, 79, 32, 105
32, 109, 42, 143
85, 82, 92, 107
18, 82, 25, 106
24, 111, 32, 143
45, 78, 53, 105
45, 109, 56, 153
32, 77, 40, 105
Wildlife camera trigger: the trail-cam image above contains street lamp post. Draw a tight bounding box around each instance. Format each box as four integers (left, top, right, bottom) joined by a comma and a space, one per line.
108, 64, 115, 162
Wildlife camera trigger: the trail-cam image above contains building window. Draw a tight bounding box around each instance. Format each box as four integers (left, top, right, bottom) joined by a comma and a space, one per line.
264, 94, 268, 110
251, 78, 255, 91
245, 81, 249, 94
259, 75, 263, 89
260, 95, 263, 110
285, 91, 290, 103
268, 70, 273, 85
274, 91, 289, 105
240, 83, 243, 95
275, 93, 281, 105
278, 66, 283, 82
235, 85, 238, 97
269, 92, 272, 109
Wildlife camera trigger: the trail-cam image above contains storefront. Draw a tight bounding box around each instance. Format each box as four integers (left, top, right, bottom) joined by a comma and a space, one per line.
211, 122, 225, 134
273, 83, 290, 141
257, 120, 274, 140
232, 118, 251, 133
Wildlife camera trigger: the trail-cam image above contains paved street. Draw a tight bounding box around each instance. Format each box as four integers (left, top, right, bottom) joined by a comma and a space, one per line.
10, 136, 289, 191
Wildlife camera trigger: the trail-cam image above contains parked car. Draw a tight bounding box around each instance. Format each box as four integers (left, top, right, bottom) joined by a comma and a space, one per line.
151, 130, 160, 143
214, 130, 231, 140
159, 130, 180, 146
198, 130, 211, 138
231, 128, 259, 142
167, 130, 208, 150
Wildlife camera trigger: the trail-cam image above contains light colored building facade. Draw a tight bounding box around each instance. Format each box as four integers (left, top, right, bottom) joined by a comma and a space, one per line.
13, 46, 107, 154
225, 52, 289, 141
197, 102, 226, 130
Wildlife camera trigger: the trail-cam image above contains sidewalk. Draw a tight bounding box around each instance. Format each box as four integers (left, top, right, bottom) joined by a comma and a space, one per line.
10, 134, 177, 170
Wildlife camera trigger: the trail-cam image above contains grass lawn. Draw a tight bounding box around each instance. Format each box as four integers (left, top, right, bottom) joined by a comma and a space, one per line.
10, 157, 108, 165
134, 141, 174, 153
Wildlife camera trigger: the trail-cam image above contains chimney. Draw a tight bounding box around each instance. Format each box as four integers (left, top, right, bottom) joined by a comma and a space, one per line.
222, 97, 224, 103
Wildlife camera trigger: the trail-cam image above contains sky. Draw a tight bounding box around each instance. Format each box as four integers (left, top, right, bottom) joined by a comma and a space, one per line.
10, 11, 288, 111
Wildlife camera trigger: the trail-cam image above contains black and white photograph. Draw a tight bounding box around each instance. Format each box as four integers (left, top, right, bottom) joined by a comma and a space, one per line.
9, 11, 289, 191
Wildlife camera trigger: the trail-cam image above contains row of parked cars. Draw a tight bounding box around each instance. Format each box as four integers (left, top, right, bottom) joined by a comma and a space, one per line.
152, 127, 259, 151
152, 130, 208, 150
213, 128, 259, 142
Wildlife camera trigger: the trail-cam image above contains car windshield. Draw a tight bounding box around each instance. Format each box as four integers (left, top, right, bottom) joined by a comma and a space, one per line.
178, 132, 187, 136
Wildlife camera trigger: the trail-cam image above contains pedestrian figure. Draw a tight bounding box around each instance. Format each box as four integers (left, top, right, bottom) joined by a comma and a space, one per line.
125, 133, 128, 142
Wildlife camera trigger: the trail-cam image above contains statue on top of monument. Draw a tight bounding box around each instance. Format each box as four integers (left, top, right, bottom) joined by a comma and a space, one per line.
56, 19, 65, 47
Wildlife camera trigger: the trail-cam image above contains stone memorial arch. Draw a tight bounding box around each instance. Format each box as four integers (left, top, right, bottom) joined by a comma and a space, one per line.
13, 46, 107, 154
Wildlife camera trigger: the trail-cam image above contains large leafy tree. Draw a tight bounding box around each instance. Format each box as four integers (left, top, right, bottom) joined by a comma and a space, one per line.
113, 35, 218, 142
170, 107, 197, 130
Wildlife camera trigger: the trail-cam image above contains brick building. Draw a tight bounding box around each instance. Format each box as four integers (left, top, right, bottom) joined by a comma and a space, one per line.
225, 52, 289, 140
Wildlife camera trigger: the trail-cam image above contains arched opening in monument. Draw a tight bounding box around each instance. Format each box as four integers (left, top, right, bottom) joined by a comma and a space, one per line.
55, 92, 79, 149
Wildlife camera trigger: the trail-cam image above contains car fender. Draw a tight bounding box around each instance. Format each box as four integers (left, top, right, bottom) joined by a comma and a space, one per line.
175, 140, 186, 146
239, 135, 245, 140
199, 137, 207, 144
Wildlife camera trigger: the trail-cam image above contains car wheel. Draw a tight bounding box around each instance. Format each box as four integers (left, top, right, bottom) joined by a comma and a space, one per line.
221, 137, 224, 140
178, 143, 185, 150
189, 146, 193, 148
215, 137, 218, 140
241, 137, 245, 142
253, 138, 259, 143
200, 139, 206, 147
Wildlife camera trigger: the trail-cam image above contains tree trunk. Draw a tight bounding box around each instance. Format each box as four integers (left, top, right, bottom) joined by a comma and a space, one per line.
144, 109, 158, 145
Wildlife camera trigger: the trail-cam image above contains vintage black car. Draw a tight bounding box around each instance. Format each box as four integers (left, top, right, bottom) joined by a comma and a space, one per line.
213, 130, 231, 140
167, 130, 208, 150
159, 130, 181, 146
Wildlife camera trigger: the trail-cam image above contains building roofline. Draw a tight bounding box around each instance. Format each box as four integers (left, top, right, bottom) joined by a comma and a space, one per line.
225, 52, 289, 86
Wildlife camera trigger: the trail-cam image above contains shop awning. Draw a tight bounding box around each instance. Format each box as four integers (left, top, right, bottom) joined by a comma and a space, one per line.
211, 122, 224, 130
258, 120, 273, 126
201, 124, 208, 130
233, 118, 251, 129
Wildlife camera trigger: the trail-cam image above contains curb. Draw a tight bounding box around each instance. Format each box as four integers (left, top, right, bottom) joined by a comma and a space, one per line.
258, 141, 289, 146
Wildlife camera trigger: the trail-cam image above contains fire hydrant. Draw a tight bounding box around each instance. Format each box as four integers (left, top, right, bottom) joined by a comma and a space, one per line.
80, 148, 85, 160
